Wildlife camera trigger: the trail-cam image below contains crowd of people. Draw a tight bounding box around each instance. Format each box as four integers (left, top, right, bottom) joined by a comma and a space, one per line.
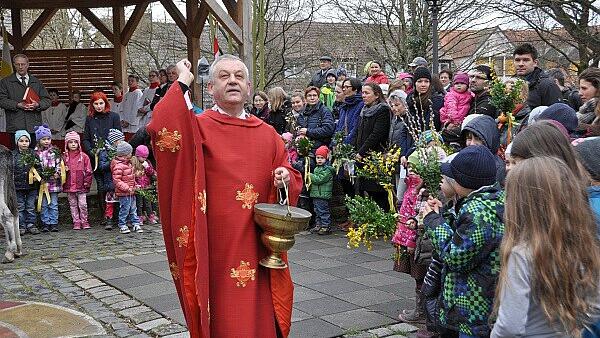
1, 43, 600, 337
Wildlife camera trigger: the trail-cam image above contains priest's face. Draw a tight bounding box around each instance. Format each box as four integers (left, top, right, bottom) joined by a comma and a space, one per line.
208, 59, 251, 108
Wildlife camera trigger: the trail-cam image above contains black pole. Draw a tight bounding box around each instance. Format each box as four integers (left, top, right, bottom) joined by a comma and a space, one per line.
201, 77, 204, 109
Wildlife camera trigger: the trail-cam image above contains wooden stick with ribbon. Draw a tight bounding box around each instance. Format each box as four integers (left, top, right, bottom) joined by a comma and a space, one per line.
28, 167, 41, 184
304, 157, 311, 190
60, 160, 67, 185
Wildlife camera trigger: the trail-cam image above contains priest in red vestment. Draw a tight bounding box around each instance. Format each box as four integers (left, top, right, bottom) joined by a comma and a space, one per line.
147, 57, 302, 337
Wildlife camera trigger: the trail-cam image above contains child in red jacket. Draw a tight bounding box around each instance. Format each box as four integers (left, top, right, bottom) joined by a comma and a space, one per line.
111, 142, 143, 234
63, 131, 93, 230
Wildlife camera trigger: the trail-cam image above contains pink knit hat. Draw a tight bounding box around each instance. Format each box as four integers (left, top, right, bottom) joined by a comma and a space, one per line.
135, 145, 150, 158
64, 131, 80, 151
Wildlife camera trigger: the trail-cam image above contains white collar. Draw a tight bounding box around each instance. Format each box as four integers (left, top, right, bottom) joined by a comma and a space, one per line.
18, 73, 30, 83
212, 104, 249, 120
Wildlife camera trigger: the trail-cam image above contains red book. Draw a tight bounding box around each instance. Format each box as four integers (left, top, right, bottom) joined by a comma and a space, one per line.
22, 87, 40, 105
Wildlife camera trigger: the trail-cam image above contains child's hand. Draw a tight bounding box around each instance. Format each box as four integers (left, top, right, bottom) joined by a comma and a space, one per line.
142, 161, 149, 168
65, 167, 69, 171
407, 247, 415, 254
424, 197, 442, 215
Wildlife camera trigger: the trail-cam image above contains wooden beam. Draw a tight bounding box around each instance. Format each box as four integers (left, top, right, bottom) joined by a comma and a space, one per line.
121, 1, 150, 44
10, 8, 23, 52
159, 0, 187, 37
113, 6, 127, 87
6, 31, 15, 48
222, 0, 237, 17
203, 0, 243, 44
78, 8, 114, 43
192, 3, 209, 37
21, 8, 58, 49
0, 0, 156, 9
187, 0, 201, 104
240, 0, 253, 80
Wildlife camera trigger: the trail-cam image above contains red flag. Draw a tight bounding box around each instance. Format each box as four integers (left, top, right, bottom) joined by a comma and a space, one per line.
213, 36, 222, 58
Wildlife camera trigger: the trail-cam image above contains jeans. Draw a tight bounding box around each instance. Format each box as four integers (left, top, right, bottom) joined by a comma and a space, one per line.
312, 198, 331, 227
67, 192, 88, 224
41, 192, 59, 225
16, 189, 37, 229
118, 195, 140, 227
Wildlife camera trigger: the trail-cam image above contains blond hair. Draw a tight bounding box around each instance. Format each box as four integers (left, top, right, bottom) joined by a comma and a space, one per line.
267, 87, 287, 112
496, 156, 600, 335
130, 156, 145, 178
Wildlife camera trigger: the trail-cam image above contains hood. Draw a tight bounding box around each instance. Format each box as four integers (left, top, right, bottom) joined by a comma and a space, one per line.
525, 67, 547, 87
325, 69, 337, 80
462, 114, 500, 152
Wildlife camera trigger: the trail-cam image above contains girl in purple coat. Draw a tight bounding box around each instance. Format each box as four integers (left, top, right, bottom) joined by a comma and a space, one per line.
34, 125, 62, 232
63, 131, 93, 230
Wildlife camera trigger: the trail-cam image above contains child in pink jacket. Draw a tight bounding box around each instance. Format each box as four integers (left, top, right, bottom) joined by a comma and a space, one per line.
132, 145, 157, 224
111, 142, 143, 234
440, 72, 473, 128
63, 131, 93, 230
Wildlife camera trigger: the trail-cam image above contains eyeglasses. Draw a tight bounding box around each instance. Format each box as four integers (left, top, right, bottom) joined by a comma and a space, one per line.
469, 75, 488, 81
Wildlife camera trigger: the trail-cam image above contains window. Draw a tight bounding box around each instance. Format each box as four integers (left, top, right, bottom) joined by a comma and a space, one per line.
338, 57, 358, 78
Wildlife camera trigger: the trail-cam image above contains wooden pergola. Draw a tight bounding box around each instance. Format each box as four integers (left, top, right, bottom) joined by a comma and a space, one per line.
0, 0, 252, 100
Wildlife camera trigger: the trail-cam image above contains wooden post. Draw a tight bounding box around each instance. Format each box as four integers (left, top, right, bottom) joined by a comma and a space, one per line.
113, 6, 127, 89
187, 0, 201, 104
240, 0, 253, 82
10, 9, 23, 53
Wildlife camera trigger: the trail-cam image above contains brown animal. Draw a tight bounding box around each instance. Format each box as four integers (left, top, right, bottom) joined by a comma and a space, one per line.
0, 144, 22, 263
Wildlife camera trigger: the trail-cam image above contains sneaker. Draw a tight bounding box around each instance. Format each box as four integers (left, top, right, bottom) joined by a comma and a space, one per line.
318, 227, 331, 235
28, 226, 40, 235
148, 213, 158, 224
82, 223, 91, 229
73, 222, 81, 230
41, 224, 50, 232
139, 215, 146, 224
309, 226, 321, 234
133, 224, 143, 233
19, 228, 26, 236
119, 226, 131, 234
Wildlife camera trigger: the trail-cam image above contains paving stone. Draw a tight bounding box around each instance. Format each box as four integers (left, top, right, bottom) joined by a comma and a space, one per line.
136, 318, 171, 331
110, 299, 141, 310
111, 322, 131, 330
291, 270, 338, 286
336, 289, 398, 307
293, 296, 360, 317
66, 273, 94, 282
87, 285, 114, 293
162, 309, 186, 326
119, 305, 152, 317
388, 323, 418, 333
150, 323, 187, 336
309, 246, 352, 257
106, 273, 165, 290
101, 294, 131, 305
76, 278, 105, 289
349, 273, 401, 287
306, 279, 370, 296
291, 309, 313, 322
143, 293, 182, 313
130, 311, 163, 325
344, 333, 376, 338
121, 253, 166, 265
320, 308, 397, 331
368, 327, 394, 337
92, 266, 147, 281
122, 281, 176, 300
92, 289, 122, 299
161, 332, 190, 338
78, 259, 131, 272
293, 285, 327, 302
358, 260, 395, 272
136, 260, 170, 273
289, 318, 345, 338
293, 258, 348, 270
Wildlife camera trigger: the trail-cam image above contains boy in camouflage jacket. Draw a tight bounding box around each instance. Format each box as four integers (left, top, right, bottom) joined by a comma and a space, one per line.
422, 145, 505, 337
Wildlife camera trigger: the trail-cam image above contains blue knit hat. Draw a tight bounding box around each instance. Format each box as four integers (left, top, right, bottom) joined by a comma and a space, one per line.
107, 129, 125, 145
441, 145, 496, 189
116, 142, 132, 156
34, 124, 51, 141
537, 102, 578, 133
15, 130, 31, 144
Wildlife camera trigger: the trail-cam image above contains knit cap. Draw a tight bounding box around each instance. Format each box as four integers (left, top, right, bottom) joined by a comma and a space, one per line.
116, 142, 132, 156
34, 124, 51, 141
336, 67, 347, 77
537, 102, 578, 133
64, 131, 80, 151
527, 106, 548, 125
14, 130, 31, 144
413, 67, 432, 82
135, 145, 149, 158
107, 128, 125, 145
440, 145, 496, 190
453, 72, 469, 86
397, 72, 413, 81
315, 145, 329, 158
281, 132, 293, 143
420, 130, 444, 145
388, 90, 408, 107
574, 137, 600, 181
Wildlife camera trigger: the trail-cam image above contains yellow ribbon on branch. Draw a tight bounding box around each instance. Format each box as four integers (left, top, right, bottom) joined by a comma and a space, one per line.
37, 182, 51, 212
93, 152, 99, 171
304, 157, 312, 190
28, 167, 41, 184
382, 183, 396, 213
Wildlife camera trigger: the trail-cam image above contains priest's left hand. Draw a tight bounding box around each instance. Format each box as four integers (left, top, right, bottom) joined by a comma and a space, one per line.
273, 167, 290, 188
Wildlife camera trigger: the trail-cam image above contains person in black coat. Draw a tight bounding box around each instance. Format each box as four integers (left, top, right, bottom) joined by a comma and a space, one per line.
466, 65, 498, 119
513, 43, 561, 109
266, 87, 291, 135
297, 86, 335, 152
352, 82, 391, 211
308, 56, 334, 88
406, 67, 444, 131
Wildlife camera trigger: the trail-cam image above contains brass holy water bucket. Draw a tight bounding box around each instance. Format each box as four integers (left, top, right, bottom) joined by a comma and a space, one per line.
254, 181, 311, 269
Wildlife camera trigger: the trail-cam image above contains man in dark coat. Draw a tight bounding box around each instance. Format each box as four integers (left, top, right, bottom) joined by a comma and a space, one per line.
513, 43, 561, 109
0, 54, 51, 145
467, 65, 498, 119
547, 68, 582, 111
308, 56, 334, 88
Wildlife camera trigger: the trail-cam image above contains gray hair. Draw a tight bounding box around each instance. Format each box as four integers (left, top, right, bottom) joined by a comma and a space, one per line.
209, 54, 249, 82
166, 64, 176, 72
13, 53, 29, 63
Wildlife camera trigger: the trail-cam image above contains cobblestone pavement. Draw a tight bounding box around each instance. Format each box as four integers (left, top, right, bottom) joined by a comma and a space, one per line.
1, 204, 419, 337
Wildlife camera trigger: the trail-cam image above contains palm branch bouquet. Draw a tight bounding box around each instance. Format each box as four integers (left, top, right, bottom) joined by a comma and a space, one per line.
294, 136, 314, 189
489, 67, 525, 145
345, 195, 397, 251
356, 145, 401, 212
135, 183, 158, 204
331, 131, 356, 175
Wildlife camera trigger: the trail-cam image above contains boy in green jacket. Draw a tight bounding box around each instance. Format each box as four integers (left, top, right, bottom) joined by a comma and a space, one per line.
310, 145, 335, 235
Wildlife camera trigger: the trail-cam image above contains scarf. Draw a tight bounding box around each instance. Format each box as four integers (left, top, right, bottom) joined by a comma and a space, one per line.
51, 101, 60, 107
149, 82, 160, 89
361, 102, 386, 118
129, 86, 139, 92
114, 95, 123, 103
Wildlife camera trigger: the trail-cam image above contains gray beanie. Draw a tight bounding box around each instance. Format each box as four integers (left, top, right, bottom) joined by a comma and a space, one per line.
116, 142, 133, 156
574, 137, 600, 181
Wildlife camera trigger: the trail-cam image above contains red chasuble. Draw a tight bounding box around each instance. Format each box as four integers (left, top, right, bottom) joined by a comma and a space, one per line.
147, 83, 301, 338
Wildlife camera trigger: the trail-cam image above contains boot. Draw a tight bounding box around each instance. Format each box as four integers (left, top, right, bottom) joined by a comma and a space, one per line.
73, 222, 81, 230
399, 289, 425, 322
148, 213, 158, 224
104, 217, 113, 230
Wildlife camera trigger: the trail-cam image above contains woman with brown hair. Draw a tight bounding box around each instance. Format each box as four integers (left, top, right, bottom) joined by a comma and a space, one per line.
266, 87, 290, 134
406, 67, 444, 131
577, 67, 600, 136
250, 91, 270, 121
492, 156, 600, 337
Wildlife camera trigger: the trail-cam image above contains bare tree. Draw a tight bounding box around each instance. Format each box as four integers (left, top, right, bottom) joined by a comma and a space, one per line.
490, 0, 600, 71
